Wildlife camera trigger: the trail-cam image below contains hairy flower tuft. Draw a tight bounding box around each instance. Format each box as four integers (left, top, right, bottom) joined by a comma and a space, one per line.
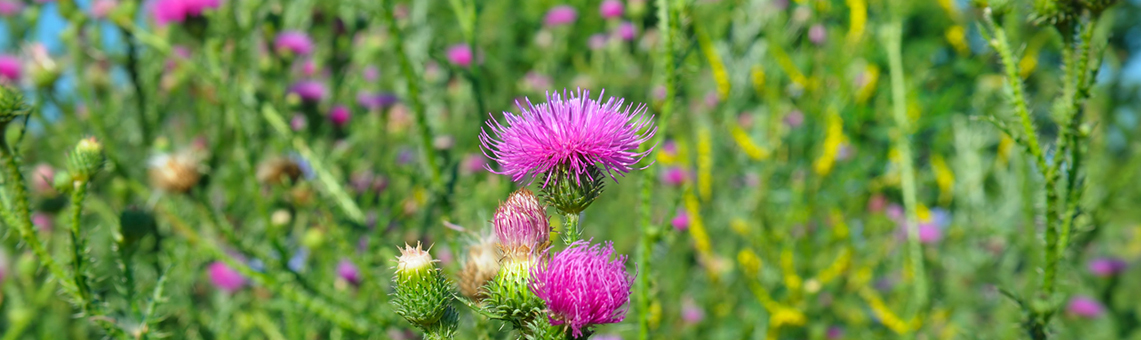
530, 240, 634, 337
479, 89, 655, 187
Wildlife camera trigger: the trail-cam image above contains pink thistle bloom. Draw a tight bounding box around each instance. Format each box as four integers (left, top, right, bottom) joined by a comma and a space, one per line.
461, 153, 489, 174
91, 0, 117, 19
917, 223, 942, 244
681, 297, 704, 324
207, 261, 246, 293
661, 166, 687, 186
32, 212, 52, 232
445, 43, 473, 67
1066, 296, 1105, 318
1087, 257, 1128, 277
784, 110, 804, 128
530, 240, 634, 337
671, 209, 689, 231
479, 89, 656, 186
544, 5, 578, 27
616, 21, 637, 41
289, 80, 326, 102
588, 34, 608, 50
493, 189, 550, 255
0, 0, 22, 16
152, 0, 220, 25
275, 31, 314, 56
290, 114, 307, 131
600, 0, 624, 19
31, 164, 55, 194
0, 55, 21, 82
329, 105, 350, 127
363, 66, 379, 81
336, 259, 361, 286
808, 24, 827, 45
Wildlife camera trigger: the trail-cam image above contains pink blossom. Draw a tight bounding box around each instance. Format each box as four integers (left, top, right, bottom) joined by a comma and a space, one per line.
275, 31, 314, 56
600, 0, 624, 19
544, 5, 578, 27
207, 261, 246, 293
329, 105, 350, 127
1066, 296, 1105, 319
0, 55, 21, 82
530, 240, 633, 337
616, 21, 637, 41
445, 43, 473, 67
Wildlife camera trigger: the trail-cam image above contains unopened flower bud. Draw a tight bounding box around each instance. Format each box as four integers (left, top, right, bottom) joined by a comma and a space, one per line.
391, 243, 457, 336
494, 189, 550, 260
67, 137, 105, 181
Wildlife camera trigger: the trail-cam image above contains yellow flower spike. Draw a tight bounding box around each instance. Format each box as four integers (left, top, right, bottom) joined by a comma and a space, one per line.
1126, 225, 1141, 257
937, 0, 957, 17
856, 65, 879, 103
860, 288, 918, 334
751, 65, 766, 96
746, 278, 781, 312
780, 247, 802, 295
916, 204, 932, 223
655, 151, 677, 165
813, 110, 844, 176
684, 191, 718, 283
945, 25, 969, 55
731, 218, 751, 237
696, 23, 731, 100
771, 307, 807, 328
648, 300, 662, 330
730, 124, 771, 161
697, 128, 713, 200
997, 135, 1013, 166
845, 0, 867, 45
771, 45, 811, 90
738, 249, 763, 277
931, 154, 955, 204
1019, 49, 1040, 79
815, 248, 851, 285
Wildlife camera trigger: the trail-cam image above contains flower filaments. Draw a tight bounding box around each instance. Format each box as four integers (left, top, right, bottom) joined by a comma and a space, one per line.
530, 240, 634, 337
391, 243, 458, 337
458, 234, 500, 302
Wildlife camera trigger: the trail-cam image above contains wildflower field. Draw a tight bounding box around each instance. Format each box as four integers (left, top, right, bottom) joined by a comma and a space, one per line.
1, 0, 1141, 339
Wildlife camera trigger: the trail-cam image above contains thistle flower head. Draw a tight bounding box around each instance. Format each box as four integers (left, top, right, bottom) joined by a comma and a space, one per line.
530, 240, 634, 337
395, 242, 436, 276
1066, 296, 1105, 318
445, 43, 473, 67
275, 31, 314, 56
600, 0, 624, 19
357, 91, 398, 110
458, 234, 500, 301
493, 189, 550, 259
207, 261, 246, 294
0, 1, 22, 17
148, 149, 204, 194
329, 105, 350, 127
1087, 257, 1128, 277
336, 259, 361, 286
0, 55, 20, 82
289, 80, 326, 102
616, 21, 637, 41
479, 89, 655, 187
153, 0, 221, 25
544, 5, 578, 26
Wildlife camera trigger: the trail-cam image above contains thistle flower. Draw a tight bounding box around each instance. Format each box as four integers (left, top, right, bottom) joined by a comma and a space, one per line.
275, 31, 314, 56
681, 297, 704, 324
544, 5, 577, 27
0, 1, 22, 16
290, 114, 307, 131
661, 166, 687, 186
445, 43, 473, 67
671, 209, 689, 231
91, 0, 117, 19
336, 259, 361, 286
458, 234, 499, 301
0, 55, 21, 82
808, 24, 827, 45
479, 89, 655, 214
289, 80, 326, 102
599, 0, 624, 19
615, 22, 637, 41
148, 149, 203, 194
530, 240, 634, 337
32, 212, 52, 232
329, 105, 350, 127
152, 0, 221, 25
493, 189, 550, 259
1066, 296, 1105, 319
1087, 258, 1128, 277
207, 261, 246, 294
357, 91, 398, 110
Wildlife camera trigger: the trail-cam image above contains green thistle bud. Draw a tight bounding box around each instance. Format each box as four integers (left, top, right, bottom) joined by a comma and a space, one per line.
484, 256, 545, 327
119, 207, 158, 251
391, 242, 456, 335
539, 165, 605, 215
0, 86, 30, 127
1078, 0, 1118, 12
1032, 0, 1077, 28
67, 137, 105, 182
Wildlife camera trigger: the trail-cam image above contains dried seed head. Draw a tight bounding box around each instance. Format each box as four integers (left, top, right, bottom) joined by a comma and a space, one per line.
148, 150, 203, 193
458, 234, 500, 301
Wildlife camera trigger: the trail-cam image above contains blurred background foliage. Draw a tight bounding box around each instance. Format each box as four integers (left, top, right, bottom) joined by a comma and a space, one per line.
0, 0, 1139, 339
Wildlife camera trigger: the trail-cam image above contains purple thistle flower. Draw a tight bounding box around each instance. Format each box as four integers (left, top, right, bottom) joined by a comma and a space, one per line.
207, 261, 246, 293
808, 24, 827, 45
493, 189, 550, 256
290, 114, 307, 131
589, 34, 609, 50
1088, 257, 1128, 277
544, 5, 577, 27
530, 240, 634, 337
615, 21, 637, 41
1066, 296, 1105, 318
357, 91, 399, 110
446, 43, 473, 67
337, 259, 361, 286
290, 80, 326, 102
363, 66, 379, 81
275, 31, 314, 56
329, 105, 350, 127
671, 209, 689, 231
0, 0, 22, 16
0, 55, 20, 82
479, 89, 656, 186
600, 0, 624, 19
681, 297, 704, 324
661, 166, 687, 186
152, 0, 220, 25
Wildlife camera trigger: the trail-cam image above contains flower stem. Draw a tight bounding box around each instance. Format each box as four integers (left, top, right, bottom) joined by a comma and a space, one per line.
69, 180, 92, 310
882, 21, 928, 321
562, 212, 581, 246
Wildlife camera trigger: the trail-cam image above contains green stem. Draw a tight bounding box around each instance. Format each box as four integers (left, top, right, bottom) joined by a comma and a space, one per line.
381, 0, 442, 189
562, 212, 581, 246
1058, 17, 1099, 253
882, 21, 928, 321
69, 180, 92, 310
637, 1, 679, 339
120, 26, 151, 146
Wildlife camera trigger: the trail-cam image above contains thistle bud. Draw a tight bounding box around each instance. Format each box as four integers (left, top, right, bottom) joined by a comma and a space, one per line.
67, 137, 105, 182
458, 234, 500, 301
1032, 0, 1077, 27
493, 189, 550, 260
391, 243, 457, 336
1079, 0, 1118, 12
148, 150, 203, 194
118, 207, 157, 251
540, 165, 605, 215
